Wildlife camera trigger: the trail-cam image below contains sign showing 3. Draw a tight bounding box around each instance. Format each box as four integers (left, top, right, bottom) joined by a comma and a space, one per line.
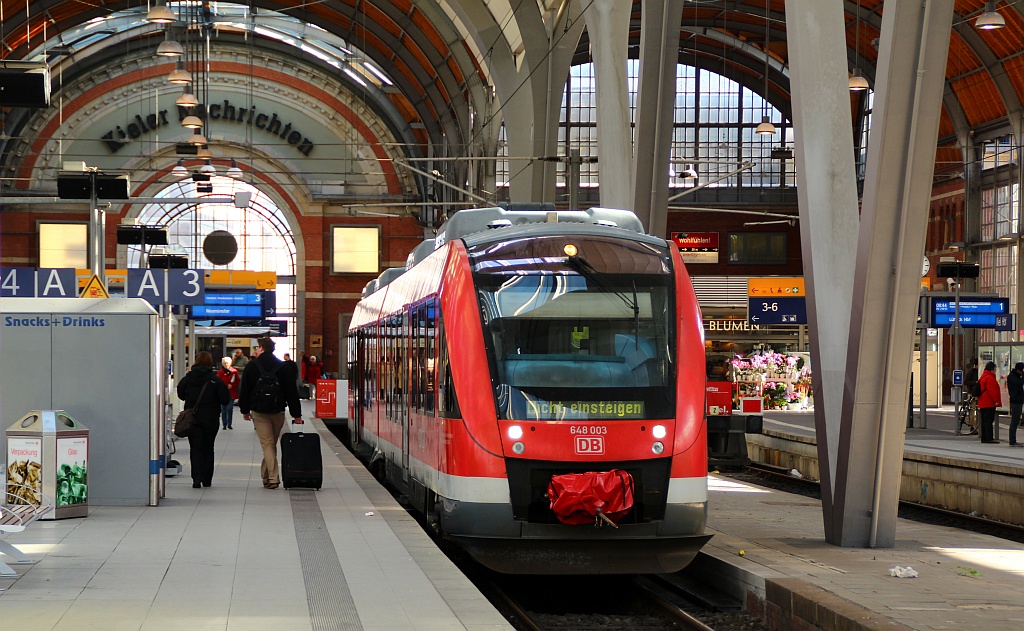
127, 269, 205, 306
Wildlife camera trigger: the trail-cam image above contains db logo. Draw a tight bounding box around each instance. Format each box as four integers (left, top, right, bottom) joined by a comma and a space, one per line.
575, 436, 604, 455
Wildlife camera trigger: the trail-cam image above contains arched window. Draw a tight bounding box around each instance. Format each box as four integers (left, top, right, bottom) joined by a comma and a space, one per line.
127, 176, 298, 351
496, 61, 793, 192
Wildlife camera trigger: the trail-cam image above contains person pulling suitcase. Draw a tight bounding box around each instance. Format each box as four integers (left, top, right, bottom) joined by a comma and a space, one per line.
238, 338, 303, 489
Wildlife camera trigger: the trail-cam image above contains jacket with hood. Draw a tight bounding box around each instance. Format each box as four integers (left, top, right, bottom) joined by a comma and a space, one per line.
177, 366, 230, 429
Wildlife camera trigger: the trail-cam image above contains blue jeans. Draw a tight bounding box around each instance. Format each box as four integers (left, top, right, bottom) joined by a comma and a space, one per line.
221, 401, 235, 428
1011, 402, 1023, 444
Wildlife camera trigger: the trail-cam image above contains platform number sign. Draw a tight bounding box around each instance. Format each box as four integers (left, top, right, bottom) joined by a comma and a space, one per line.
1, 268, 78, 297
127, 269, 205, 306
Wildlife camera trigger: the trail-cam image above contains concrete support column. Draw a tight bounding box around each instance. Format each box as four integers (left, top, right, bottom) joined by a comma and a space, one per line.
785, 0, 860, 544
483, 3, 583, 203
845, 0, 955, 547
632, 0, 684, 237
583, 0, 633, 210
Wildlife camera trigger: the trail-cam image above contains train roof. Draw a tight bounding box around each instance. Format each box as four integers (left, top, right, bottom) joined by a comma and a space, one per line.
362, 206, 657, 297
436, 207, 645, 247
406, 239, 437, 269
377, 267, 406, 289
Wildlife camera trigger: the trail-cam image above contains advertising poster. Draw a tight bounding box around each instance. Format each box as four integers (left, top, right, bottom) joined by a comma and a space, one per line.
56, 436, 88, 506
6, 437, 42, 505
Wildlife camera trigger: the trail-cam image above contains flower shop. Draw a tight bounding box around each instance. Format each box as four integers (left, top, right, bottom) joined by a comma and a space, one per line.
731, 350, 813, 410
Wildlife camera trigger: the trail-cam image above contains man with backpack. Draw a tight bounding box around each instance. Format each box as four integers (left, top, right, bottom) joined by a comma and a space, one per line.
238, 338, 303, 489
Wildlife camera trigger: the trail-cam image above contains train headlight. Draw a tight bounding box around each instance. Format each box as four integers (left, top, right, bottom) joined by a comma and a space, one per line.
512, 441, 526, 454
652, 441, 664, 455
563, 244, 578, 256
508, 425, 524, 440
652, 424, 667, 439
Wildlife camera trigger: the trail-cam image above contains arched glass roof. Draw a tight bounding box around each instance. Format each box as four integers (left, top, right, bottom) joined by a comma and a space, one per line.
25, 2, 394, 89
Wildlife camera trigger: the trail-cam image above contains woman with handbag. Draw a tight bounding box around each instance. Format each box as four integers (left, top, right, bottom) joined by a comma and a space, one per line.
177, 351, 230, 488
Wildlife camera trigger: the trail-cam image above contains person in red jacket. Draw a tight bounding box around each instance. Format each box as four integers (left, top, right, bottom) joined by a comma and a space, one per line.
217, 357, 240, 429
977, 361, 1002, 443
304, 355, 325, 387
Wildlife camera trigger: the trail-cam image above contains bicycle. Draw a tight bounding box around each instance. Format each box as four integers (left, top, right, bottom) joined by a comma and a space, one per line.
957, 393, 979, 436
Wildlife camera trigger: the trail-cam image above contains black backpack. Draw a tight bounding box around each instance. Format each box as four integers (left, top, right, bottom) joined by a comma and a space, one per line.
250, 361, 283, 412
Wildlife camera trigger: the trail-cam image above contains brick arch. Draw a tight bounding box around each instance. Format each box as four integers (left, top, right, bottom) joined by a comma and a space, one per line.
15, 63, 402, 194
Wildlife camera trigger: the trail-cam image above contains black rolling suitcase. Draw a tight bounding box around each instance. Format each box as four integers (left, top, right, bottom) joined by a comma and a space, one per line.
281, 428, 323, 489
298, 383, 312, 399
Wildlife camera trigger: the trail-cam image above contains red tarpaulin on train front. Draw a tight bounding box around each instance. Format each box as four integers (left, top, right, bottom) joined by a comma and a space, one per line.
547, 469, 635, 526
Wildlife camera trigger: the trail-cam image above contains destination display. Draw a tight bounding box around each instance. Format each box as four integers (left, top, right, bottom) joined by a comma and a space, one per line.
189, 290, 274, 320
929, 297, 1009, 329
932, 299, 1009, 313
191, 304, 262, 318
933, 313, 1005, 327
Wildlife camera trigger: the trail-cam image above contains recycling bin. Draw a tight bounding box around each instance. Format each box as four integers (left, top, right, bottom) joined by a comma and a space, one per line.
6, 410, 89, 519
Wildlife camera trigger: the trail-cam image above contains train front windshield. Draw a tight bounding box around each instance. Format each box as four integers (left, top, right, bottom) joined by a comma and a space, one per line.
470, 235, 677, 420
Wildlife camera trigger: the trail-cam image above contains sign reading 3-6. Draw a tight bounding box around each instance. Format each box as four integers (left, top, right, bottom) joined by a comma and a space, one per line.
127, 269, 205, 306
1, 268, 78, 297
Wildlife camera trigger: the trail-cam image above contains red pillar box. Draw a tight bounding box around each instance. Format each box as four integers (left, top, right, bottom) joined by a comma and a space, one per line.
706, 382, 733, 416
315, 379, 349, 419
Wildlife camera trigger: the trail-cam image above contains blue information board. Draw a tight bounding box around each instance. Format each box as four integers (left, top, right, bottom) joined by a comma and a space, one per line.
930, 297, 1009, 329
747, 296, 807, 325
191, 304, 263, 319
190, 290, 273, 320
205, 293, 263, 305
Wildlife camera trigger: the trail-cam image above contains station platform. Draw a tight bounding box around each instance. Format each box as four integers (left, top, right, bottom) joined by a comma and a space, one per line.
0, 400, 511, 630
693, 405, 1024, 630
701, 470, 1024, 631
763, 404, 1024, 465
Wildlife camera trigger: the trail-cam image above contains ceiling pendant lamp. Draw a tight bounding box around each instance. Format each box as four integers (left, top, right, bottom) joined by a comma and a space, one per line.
849, 0, 870, 91
757, 5, 777, 136
145, 2, 177, 24
976, 2, 1006, 30
175, 89, 198, 108
199, 160, 217, 174
168, 62, 191, 84
226, 160, 244, 179
196, 145, 214, 159
849, 67, 870, 91
188, 132, 208, 146
156, 33, 184, 57
181, 115, 204, 129
171, 159, 189, 178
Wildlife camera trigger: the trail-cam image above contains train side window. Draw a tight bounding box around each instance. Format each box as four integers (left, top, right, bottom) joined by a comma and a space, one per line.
426, 297, 437, 414
438, 311, 461, 419
412, 303, 425, 412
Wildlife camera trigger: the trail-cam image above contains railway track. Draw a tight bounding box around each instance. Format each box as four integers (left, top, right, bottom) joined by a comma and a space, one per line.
481, 573, 739, 631
740, 461, 1024, 544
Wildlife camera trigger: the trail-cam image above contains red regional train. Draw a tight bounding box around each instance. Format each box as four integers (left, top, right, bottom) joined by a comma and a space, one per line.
346, 206, 710, 574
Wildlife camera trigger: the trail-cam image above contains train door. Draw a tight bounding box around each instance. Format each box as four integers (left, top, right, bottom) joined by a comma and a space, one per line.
348, 330, 363, 446
401, 308, 410, 482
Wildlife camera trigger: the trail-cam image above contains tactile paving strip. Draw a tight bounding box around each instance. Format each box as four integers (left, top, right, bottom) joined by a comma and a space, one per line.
290, 490, 364, 630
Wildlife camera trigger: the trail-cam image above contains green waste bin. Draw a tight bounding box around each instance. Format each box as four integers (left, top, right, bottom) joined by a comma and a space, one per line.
6, 410, 89, 519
